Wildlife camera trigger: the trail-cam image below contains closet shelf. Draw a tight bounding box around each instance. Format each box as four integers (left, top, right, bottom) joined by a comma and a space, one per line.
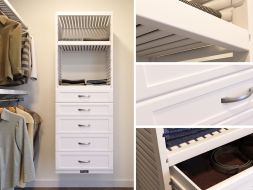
0, 89, 28, 95
58, 41, 111, 46
57, 14, 111, 41
167, 128, 253, 166
58, 44, 110, 52
0, 0, 27, 29
136, 0, 250, 61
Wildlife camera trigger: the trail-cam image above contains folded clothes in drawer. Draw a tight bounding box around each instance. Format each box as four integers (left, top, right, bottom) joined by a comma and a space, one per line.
163, 128, 220, 148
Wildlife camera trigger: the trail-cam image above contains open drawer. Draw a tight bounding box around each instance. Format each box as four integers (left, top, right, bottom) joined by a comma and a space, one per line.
170, 142, 253, 190
171, 165, 253, 190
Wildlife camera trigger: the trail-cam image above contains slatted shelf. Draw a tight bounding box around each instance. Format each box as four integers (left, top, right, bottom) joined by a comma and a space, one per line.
0, 0, 27, 29
58, 14, 111, 41
166, 128, 253, 166
136, 0, 250, 61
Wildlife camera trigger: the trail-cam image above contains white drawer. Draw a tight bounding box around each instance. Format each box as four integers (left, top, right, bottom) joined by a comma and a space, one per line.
170, 165, 253, 190
137, 69, 253, 125
56, 117, 112, 133
56, 152, 113, 171
56, 103, 113, 116
56, 91, 112, 103
137, 65, 253, 102
56, 134, 112, 151
217, 108, 253, 125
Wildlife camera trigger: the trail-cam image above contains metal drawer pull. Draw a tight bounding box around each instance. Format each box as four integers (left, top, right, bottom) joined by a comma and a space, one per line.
78, 124, 91, 127
78, 142, 91, 145
78, 108, 91, 112
78, 160, 91, 164
78, 95, 90, 98
221, 88, 253, 103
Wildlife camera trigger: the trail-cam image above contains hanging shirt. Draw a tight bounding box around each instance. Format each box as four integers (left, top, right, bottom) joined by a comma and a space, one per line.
17, 105, 42, 159
0, 15, 23, 85
15, 107, 35, 188
0, 109, 35, 190
16, 107, 34, 153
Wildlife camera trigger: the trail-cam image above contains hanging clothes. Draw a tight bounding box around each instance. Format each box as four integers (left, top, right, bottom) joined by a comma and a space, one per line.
0, 15, 23, 86
0, 108, 35, 190
0, 15, 37, 86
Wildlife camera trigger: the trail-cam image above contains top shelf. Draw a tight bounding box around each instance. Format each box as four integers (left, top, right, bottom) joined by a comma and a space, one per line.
0, 0, 27, 29
58, 14, 111, 41
136, 0, 250, 60
166, 128, 253, 166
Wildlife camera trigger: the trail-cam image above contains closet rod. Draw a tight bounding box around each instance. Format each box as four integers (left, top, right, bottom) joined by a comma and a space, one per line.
0, 97, 24, 103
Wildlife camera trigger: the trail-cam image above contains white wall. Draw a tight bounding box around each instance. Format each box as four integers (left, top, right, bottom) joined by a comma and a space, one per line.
9, 0, 134, 187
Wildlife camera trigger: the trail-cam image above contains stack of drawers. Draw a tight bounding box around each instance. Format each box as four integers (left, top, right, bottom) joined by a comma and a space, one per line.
56, 90, 113, 174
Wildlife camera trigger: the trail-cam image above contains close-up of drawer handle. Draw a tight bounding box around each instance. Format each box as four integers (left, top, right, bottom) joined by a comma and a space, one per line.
78, 108, 91, 112
78, 95, 90, 98
78, 124, 91, 127
78, 142, 91, 146
221, 88, 253, 103
78, 160, 91, 164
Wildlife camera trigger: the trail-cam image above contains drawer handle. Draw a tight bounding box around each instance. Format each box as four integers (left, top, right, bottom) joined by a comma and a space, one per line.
78, 95, 90, 98
78, 124, 91, 127
78, 108, 91, 112
78, 160, 91, 164
78, 142, 91, 146
221, 88, 253, 103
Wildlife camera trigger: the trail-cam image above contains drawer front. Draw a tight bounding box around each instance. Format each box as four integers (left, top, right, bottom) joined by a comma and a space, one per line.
137, 75, 253, 125
56, 117, 112, 133
56, 134, 112, 151
217, 108, 253, 125
56, 91, 112, 103
137, 65, 253, 102
171, 166, 253, 190
56, 103, 113, 116
56, 152, 113, 170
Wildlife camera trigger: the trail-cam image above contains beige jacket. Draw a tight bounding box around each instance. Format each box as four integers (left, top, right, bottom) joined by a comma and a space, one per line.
0, 15, 22, 84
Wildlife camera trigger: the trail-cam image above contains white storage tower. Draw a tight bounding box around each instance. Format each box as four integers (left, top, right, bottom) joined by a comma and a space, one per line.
55, 13, 113, 174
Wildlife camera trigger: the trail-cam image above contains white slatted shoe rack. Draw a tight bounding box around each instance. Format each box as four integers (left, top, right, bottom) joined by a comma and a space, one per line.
136, 128, 253, 190
55, 12, 113, 174
136, 0, 253, 62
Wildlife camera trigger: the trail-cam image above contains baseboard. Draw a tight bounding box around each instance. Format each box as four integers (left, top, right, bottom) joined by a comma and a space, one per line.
27, 179, 133, 187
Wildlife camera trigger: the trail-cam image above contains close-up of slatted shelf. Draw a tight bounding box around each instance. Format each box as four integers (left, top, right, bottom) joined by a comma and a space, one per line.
136, 0, 253, 62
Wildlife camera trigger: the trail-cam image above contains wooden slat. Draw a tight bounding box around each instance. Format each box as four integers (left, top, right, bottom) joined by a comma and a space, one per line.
136, 25, 157, 37
136, 128, 169, 190
137, 30, 173, 45
137, 38, 198, 56
145, 42, 209, 58
137, 130, 154, 152
137, 34, 186, 51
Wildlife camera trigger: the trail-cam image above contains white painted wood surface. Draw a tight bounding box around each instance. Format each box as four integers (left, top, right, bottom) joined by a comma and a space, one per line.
55, 13, 113, 174
137, 129, 253, 190
136, 0, 252, 62
136, 66, 253, 125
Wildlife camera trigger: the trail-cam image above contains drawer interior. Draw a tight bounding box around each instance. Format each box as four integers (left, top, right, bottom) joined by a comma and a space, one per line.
171, 134, 253, 189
